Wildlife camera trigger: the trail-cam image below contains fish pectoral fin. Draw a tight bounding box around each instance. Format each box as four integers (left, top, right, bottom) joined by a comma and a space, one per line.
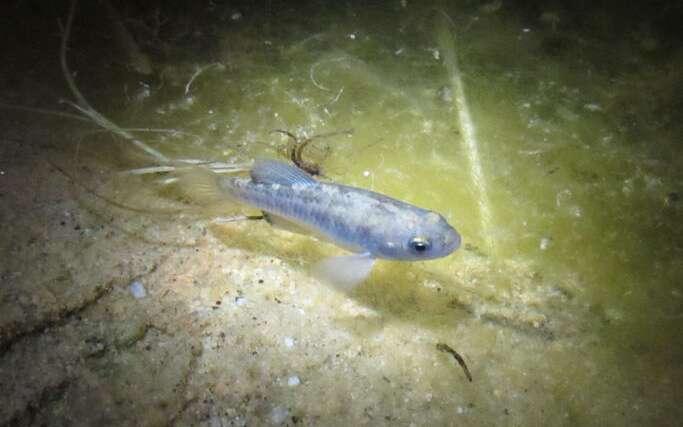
313, 252, 376, 291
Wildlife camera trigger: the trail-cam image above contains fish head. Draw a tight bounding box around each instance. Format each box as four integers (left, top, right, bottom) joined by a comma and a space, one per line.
375, 211, 461, 260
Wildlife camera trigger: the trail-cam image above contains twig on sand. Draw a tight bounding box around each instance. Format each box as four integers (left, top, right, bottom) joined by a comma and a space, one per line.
435, 9, 495, 254
58, 1, 261, 197
48, 159, 185, 215
436, 342, 473, 382
309, 60, 331, 91
60, 0, 168, 163
213, 215, 265, 224
0, 102, 90, 122
80, 127, 205, 146
308, 56, 353, 93
123, 161, 253, 176
323, 87, 344, 115
185, 63, 224, 95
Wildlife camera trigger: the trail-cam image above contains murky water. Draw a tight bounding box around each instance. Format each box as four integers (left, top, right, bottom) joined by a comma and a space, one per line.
4, 0, 681, 425
98, 0, 682, 421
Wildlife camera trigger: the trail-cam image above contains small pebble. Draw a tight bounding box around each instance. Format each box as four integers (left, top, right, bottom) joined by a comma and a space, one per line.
283, 337, 295, 348
439, 86, 453, 103
270, 406, 289, 424
539, 237, 552, 250
665, 192, 680, 206
235, 296, 247, 306
128, 280, 146, 299
583, 103, 602, 112
287, 376, 300, 386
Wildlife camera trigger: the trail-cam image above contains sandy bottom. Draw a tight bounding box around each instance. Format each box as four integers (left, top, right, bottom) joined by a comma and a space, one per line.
2, 123, 679, 427
1, 3, 681, 422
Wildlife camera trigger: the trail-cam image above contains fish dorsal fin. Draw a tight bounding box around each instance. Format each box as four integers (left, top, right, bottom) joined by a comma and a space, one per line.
251, 160, 317, 185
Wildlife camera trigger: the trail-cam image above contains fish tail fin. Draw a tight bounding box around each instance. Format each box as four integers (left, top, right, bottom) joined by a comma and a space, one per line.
174, 166, 260, 222
173, 167, 246, 218
175, 167, 225, 205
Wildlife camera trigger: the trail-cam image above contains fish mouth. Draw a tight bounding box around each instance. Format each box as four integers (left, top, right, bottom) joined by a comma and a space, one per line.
444, 228, 461, 255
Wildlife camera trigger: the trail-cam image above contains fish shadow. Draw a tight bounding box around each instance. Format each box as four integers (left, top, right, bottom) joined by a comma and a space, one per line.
210, 221, 478, 336
210, 221, 568, 342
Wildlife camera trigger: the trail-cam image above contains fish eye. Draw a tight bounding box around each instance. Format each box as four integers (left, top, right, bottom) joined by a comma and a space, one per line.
409, 237, 431, 253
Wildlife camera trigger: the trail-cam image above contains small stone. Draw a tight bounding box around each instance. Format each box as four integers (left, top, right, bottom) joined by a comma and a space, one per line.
283, 337, 295, 348
270, 406, 289, 424
128, 280, 146, 299
665, 192, 680, 206
583, 103, 602, 112
287, 375, 300, 386
439, 86, 453, 103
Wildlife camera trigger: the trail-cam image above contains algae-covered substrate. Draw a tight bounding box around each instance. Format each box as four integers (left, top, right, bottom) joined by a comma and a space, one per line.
1, 1, 682, 426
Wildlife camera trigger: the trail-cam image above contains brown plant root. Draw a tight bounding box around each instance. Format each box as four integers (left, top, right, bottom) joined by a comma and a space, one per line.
271, 129, 353, 176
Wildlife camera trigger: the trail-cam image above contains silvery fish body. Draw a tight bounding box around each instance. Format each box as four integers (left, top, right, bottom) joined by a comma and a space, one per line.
215, 160, 461, 288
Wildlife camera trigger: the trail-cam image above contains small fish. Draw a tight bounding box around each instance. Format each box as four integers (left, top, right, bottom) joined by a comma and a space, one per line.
183, 160, 460, 289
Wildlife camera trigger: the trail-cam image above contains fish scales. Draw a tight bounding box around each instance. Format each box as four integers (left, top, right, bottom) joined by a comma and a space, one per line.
217, 173, 457, 261
222, 178, 379, 249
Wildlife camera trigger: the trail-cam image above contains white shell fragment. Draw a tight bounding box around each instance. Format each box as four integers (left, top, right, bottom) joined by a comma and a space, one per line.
270, 406, 289, 424
128, 280, 146, 299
